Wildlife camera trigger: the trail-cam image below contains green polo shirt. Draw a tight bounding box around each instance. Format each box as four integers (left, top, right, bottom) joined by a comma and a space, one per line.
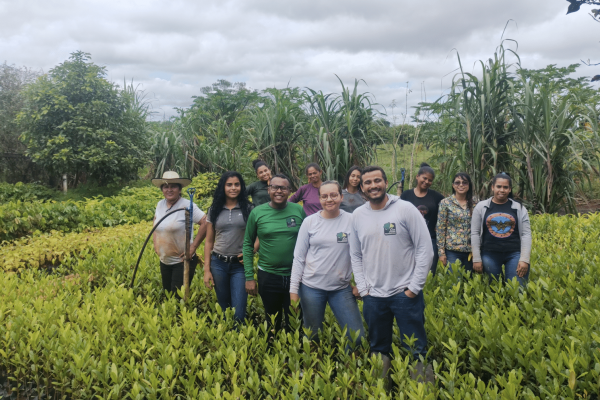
243, 202, 306, 280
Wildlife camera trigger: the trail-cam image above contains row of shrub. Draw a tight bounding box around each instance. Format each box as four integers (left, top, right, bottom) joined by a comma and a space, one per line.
0, 182, 57, 203
0, 222, 151, 272
0, 173, 219, 242
1, 213, 600, 398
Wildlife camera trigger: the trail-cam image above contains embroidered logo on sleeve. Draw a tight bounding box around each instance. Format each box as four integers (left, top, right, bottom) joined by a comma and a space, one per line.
337, 232, 348, 243
286, 217, 297, 228
384, 222, 396, 235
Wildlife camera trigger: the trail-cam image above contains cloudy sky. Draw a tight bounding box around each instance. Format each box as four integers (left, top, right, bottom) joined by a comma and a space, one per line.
1, 0, 598, 120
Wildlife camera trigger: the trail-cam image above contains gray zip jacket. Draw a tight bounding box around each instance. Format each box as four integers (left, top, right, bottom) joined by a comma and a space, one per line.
471, 198, 532, 264
349, 194, 433, 297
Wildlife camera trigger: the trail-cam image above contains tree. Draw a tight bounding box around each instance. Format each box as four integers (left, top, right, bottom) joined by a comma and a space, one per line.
0, 63, 39, 154
190, 79, 261, 126
18, 51, 150, 185
565, 0, 600, 16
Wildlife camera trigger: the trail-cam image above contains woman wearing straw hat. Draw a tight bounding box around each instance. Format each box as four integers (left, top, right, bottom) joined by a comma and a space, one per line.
152, 171, 208, 296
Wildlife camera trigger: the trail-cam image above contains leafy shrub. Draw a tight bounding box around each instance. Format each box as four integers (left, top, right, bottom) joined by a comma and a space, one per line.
0, 182, 56, 202
0, 173, 219, 242
1, 213, 599, 398
0, 222, 151, 272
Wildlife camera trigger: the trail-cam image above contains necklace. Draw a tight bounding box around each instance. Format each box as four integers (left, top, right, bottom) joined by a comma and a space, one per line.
166, 197, 180, 212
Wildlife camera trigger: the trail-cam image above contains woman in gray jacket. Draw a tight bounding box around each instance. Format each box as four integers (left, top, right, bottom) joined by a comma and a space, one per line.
471, 173, 532, 286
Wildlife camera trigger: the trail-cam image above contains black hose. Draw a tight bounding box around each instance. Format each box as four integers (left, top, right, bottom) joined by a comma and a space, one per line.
387, 181, 401, 193
129, 207, 186, 289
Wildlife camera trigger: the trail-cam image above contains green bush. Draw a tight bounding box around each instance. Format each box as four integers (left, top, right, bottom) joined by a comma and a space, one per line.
0, 182, 56, 202
1, 213, 599, 398
0, 173, 219, 242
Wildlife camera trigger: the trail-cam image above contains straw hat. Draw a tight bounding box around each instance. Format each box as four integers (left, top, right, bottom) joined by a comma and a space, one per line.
151, 171, 192, 188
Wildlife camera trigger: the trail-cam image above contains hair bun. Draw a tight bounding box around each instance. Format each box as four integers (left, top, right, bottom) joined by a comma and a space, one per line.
419, 162, 430, 168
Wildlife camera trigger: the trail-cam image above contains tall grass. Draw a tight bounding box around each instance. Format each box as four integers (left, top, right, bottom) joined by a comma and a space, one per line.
150, 80, 381, 188
418, 43, 600, 213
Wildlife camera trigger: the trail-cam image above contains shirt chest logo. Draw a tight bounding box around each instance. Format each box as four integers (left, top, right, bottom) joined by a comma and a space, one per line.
486, 213, 515, 238
384, 222, 396, 235
337, 232, 348, 243
286, 217, 297, 228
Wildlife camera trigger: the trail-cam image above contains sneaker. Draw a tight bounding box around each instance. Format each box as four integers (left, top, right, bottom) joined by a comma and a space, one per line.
411, 361, 434, 384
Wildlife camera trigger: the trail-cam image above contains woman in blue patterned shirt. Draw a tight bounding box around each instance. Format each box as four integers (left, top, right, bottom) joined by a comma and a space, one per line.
436, 172, 477, 273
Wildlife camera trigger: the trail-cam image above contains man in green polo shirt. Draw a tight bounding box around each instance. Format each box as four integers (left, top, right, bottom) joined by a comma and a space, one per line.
243, 174, 306, 333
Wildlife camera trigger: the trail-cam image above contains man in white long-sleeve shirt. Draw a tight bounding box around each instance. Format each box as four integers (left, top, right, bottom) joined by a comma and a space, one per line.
349, 166, 433, 373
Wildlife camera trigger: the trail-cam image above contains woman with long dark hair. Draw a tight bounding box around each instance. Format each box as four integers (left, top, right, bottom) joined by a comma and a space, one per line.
436, 172, 477, 273
203, 171, 254, 323
471, 173, 532, 286
340, 166, 366, 213
289, 163, 323, 216
401, 162, 445, 275
246, 159, 272, 206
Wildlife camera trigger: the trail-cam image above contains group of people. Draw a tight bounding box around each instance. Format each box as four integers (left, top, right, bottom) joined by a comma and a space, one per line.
151, 160, 532, 377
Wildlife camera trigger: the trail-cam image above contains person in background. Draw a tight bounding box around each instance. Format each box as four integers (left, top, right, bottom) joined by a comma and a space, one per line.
340, 166, 366, 213
243, 174, 307, 333
203, 171, 254, 324
349, 166, 433, 382
401, 162, 444, 275
289, 163, 323, 216
290, 180, 364, 347
436, 173, 477, 273
152, 171, 207, 297
246, 159, 272, 206
471, 173, 532, 286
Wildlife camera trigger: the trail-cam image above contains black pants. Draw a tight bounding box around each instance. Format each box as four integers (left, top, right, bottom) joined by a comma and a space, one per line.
258, 269, 299, 333
160, 255, 198, 296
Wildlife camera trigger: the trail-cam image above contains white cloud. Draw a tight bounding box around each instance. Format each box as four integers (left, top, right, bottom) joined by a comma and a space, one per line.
1, 0, 598, 120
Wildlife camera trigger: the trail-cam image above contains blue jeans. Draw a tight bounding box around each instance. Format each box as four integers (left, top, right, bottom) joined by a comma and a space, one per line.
362, 290, 427, 359
482, 251, 528, 286
298, 283, 365, 347
210, 256, 248, 323
430, 238, 439, 276
446, 250, 473, 273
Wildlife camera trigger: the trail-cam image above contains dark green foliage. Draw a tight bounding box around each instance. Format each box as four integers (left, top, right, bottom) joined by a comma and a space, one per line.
18, 51, 151, 186
0, 173, 218, 242
417, 45, 600, 213
306, 78, 382, 184
0, 182, 56, 203
154, 78, 383, 190
191, 79, 261, 126
0, 63, 38, 155
248, 87, 308, 189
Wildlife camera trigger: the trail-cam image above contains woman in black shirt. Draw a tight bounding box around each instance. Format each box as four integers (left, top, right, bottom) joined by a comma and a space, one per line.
471, 173, 532, 286
401, 163, 444, 275
246, 159, 272, 206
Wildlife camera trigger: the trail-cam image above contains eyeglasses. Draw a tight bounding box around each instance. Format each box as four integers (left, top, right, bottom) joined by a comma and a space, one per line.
268, 185, 290, 192
453, 181, 469, 187
319, 193, 340, 201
